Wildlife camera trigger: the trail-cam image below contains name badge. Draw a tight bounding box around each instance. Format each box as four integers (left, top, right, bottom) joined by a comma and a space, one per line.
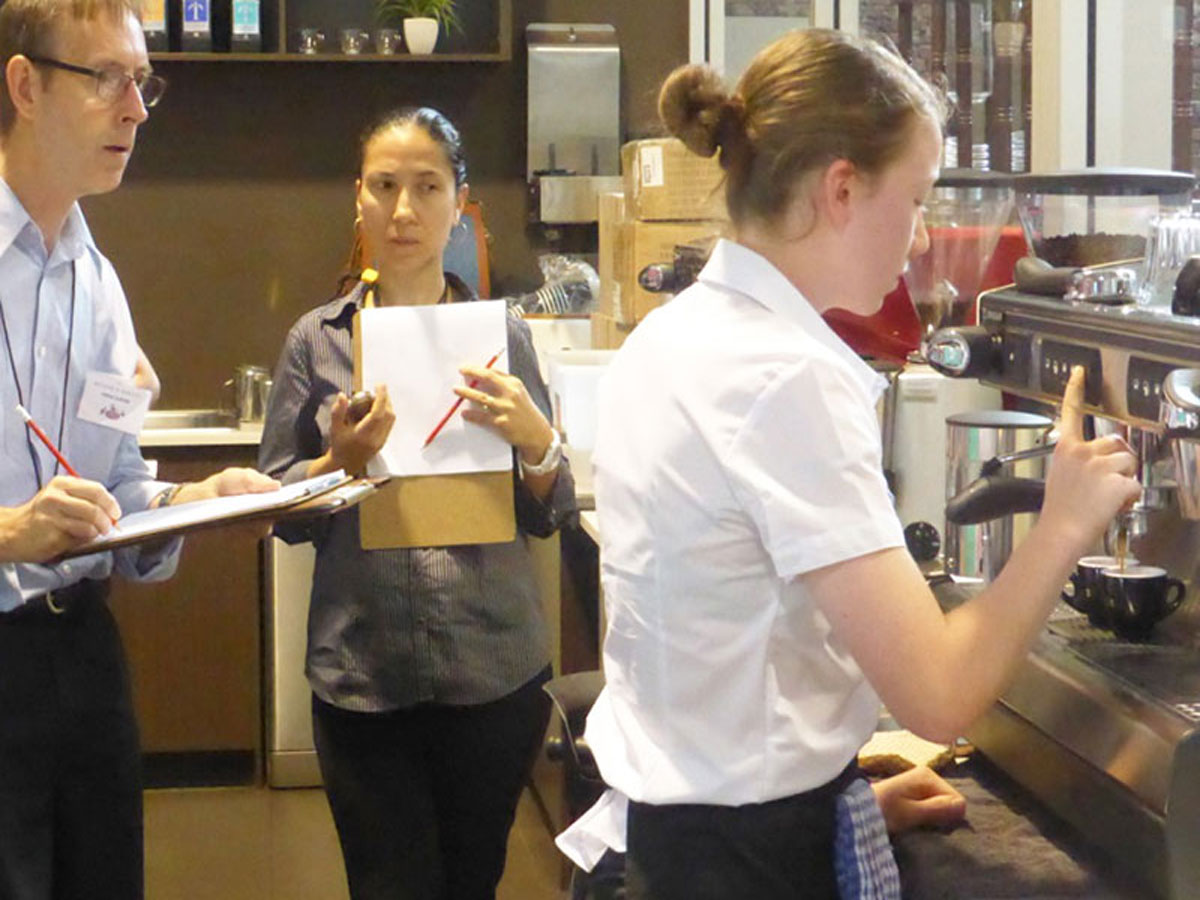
77, 372, 151, 436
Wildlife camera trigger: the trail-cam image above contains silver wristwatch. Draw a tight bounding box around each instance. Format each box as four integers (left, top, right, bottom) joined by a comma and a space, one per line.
520, 429, 563, 477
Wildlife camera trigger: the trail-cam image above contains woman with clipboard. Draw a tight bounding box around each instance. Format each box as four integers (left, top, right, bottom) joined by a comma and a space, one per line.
258, 107, 576, 900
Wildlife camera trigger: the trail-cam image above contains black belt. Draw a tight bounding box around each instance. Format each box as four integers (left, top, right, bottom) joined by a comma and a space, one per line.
0, 578, 109, 624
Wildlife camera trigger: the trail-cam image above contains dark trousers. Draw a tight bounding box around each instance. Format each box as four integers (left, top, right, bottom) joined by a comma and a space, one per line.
625, 765, 856, 900
0, 581, 143, 900
312, 665, 552, 900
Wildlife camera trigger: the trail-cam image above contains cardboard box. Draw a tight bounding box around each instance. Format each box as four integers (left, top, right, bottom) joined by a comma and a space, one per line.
591, 312, 635, 350
621, 138, 727, 222
597, 191, 626, 319
614, 219, 726, 324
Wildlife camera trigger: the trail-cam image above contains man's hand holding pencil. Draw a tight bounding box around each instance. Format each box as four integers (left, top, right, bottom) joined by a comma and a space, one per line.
1, 404, 124, 563
0, 475, 123, 564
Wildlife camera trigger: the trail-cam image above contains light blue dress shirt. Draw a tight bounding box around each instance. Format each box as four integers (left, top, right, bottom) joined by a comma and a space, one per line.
0, 180, 178, 612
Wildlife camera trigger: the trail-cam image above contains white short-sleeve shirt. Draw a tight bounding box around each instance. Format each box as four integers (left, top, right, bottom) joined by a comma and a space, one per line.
586, 238, 905, 807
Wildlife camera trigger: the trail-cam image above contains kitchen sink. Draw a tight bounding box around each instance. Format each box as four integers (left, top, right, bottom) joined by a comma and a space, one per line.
142, 409, 240, 430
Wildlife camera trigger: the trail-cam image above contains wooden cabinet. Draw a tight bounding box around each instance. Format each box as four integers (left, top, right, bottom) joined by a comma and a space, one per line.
108, 445, 264, 786
151, 0, 510, 61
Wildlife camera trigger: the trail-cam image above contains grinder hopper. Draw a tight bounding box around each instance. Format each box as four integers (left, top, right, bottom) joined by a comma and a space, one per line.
903, 169, 1016, 354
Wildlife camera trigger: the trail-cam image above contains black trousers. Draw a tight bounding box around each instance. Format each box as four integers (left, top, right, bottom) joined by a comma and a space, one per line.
0, 581, 143, 900
312, 665, 552, 900
625, 765, 857, 900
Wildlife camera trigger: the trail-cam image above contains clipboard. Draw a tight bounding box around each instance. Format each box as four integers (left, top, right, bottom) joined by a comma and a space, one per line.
61, 472, 383, 559
353, 309, 516, 549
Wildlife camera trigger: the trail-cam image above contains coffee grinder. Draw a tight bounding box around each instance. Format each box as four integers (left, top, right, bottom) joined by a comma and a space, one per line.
886, 170, 1020, 562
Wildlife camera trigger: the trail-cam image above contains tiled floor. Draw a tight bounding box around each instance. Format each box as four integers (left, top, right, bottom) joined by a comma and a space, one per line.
143, 781, 567, 899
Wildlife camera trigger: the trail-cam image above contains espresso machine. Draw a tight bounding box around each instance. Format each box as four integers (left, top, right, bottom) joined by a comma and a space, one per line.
926, 169, 1200, 898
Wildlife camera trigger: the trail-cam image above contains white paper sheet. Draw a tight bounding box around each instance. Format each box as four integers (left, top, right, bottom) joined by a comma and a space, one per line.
359, 301, 511, 477
73, 470, 350, 553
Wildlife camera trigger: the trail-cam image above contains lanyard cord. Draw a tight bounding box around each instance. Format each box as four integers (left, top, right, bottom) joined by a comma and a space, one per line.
360, 269, 451, 309
0, 261, 77, 489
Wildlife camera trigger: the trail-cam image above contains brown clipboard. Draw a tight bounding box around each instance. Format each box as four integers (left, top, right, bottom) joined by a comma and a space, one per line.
353, 311, 516, 549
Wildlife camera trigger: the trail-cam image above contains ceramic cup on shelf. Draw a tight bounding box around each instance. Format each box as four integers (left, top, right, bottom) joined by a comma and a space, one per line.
339, 28, 368, 55
375, 28, 399, 54
297, 28, 325, 54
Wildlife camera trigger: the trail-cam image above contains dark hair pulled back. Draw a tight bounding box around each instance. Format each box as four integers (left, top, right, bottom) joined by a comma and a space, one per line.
343, 106, 467, 283
658, 29, 947, 227
358, 106, 468, 188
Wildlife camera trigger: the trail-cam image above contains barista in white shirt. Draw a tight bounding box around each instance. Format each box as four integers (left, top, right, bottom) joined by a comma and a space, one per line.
571, 28, 1141, 899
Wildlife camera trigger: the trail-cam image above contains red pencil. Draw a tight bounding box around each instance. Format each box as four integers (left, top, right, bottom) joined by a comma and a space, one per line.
17, 404, 120, 527
422, 346, 507, 448
17, 404, 80, 477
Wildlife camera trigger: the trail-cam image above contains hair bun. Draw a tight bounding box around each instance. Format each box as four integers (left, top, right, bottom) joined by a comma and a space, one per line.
658, 64, 741, 159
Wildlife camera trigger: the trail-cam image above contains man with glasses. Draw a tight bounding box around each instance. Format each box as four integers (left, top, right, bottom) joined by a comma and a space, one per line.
0, 1, 277, 897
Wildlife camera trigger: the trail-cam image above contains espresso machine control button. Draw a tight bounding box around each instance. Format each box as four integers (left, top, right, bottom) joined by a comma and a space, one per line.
1039, 341, 1103, 406
1128, 357, 1176, 421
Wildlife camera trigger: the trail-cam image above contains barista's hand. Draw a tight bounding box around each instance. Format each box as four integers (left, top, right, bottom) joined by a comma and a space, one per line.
0, 476, 121, 563
457, 366, 555, 464
172, 467, 280, 505
1039, 366, 1140, 556
325, 384, 394, 475
871, 766, 966, 834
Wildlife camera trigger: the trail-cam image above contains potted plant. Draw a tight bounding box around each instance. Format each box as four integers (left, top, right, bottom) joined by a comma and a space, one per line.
375, 0, 461, 55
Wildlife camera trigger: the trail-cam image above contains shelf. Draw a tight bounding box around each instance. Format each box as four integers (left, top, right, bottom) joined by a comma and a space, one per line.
150, 51, 509, 63
147, 0, 510, 62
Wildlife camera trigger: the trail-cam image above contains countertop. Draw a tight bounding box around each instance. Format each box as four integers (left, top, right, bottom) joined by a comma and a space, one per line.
138, 415, 263, 448
579, 510, 600, 544
139, 424, 262, 448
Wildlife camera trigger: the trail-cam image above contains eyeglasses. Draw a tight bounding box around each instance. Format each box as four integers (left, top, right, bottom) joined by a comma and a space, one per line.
25, 56, 166, 108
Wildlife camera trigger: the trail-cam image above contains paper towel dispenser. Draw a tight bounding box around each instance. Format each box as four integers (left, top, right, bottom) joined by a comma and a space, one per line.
527, 23, 620, 224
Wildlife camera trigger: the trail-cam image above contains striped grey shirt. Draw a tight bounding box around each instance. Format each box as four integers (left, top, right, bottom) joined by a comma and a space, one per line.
258, 276, 577, 710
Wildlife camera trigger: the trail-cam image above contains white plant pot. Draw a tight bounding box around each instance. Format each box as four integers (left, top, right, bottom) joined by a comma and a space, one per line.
403, 17, 438, 54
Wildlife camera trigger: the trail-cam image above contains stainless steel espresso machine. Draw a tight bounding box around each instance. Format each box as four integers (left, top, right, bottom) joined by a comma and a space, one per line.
922, 168, 1200, 898
928, 272, 1200, 898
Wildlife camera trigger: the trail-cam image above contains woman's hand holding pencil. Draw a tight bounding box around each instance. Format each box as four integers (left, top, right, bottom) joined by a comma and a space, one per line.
454, 361, 556, 467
